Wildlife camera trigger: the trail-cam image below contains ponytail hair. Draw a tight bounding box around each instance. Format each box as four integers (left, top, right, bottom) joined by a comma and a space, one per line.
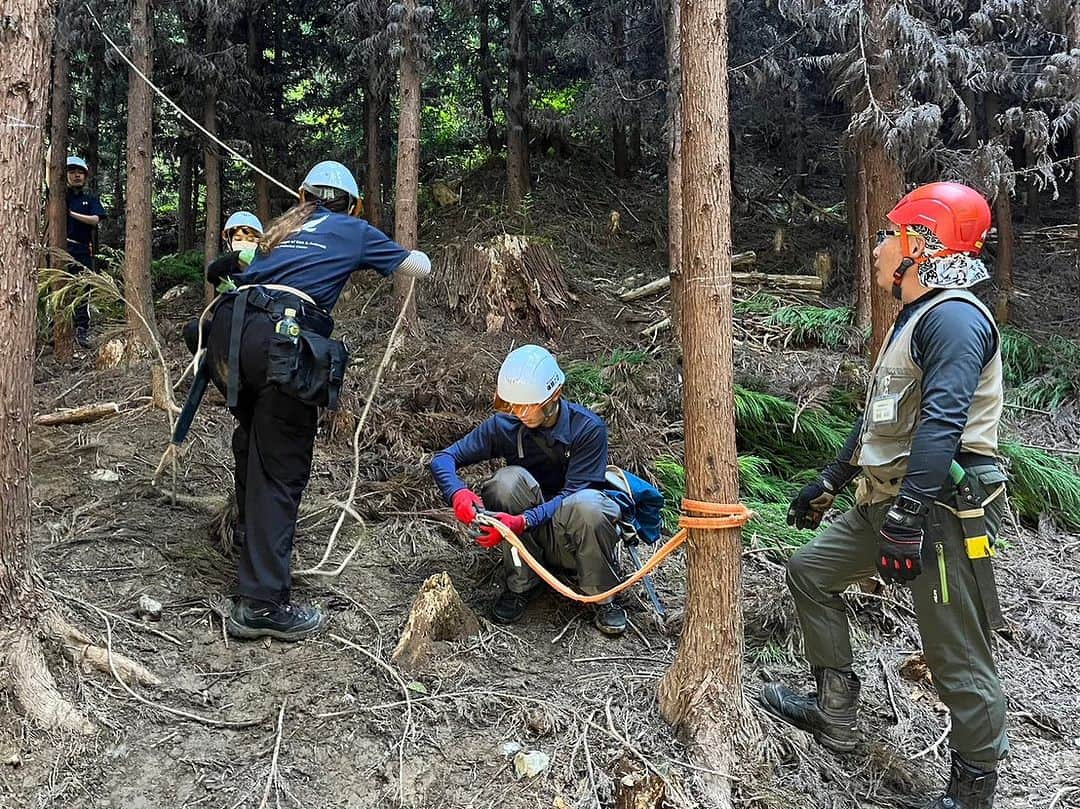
257, 200, 318, 255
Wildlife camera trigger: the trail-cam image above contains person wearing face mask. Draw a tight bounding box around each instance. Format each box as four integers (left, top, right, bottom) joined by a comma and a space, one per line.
429, 345, 631, 636
760, 183, 1007, 809
205, 210, 265, 292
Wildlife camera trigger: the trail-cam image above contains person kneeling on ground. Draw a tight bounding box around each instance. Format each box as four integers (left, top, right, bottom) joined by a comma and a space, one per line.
430, 345, 641, 636
760, 182, 1007, 809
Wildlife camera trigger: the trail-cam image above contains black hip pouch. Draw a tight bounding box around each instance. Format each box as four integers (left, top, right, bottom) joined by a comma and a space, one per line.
267, 330, 349, 410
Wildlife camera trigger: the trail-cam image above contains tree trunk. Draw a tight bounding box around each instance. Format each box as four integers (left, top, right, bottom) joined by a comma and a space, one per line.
843, 146, 871, 332
478, 0, 501, 154
629, 117, 642, 169
202, 89, 221, 269
85, 39, 103, 181
178, 146, 195, 252
985, 94, 1013, 325
664, 0, 682, 331
506, 0, 531, 210
1023, 142, 1040, 226
657, 0, 758, 802
612, 7, 629, 180
855, 0, 903, 361
393, 0, 422, 322
1071, 3, 1080, 289
47, 33, 73, 360
247, 14, 271, 224
122, 0, 161, 351
365, 81, 385, 231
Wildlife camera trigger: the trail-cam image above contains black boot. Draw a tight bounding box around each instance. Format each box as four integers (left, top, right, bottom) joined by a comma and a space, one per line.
925, 754, 997, 809
759, 666, 861, 753
491, 587, 538, 624
227, 598, 325, 641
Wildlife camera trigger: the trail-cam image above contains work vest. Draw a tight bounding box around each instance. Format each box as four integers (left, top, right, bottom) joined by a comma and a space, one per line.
854, 288, 1004, 501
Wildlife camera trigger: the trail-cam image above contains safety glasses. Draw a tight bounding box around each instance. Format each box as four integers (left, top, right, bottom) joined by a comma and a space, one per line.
493, 388, 562, 422
875, 228, 920, 247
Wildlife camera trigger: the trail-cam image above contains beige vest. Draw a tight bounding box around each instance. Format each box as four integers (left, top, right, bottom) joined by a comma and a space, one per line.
854, 289, 1003, 502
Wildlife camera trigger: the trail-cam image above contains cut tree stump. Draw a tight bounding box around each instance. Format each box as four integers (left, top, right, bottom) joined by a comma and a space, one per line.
34, 402, 120, 426
613, 754, 666, 809
392, 572, 480, 670
435, 235, 571, 335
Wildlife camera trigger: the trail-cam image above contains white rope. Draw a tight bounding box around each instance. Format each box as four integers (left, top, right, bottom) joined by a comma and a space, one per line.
84, 4, 299, 200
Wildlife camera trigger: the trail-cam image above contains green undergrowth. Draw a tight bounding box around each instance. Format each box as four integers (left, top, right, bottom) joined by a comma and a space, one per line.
998, 443, 1080, 530
564, 349, 650, 407
1000, 326, 1080, 410
151, 250, 205, 292
767, 304, 859, 350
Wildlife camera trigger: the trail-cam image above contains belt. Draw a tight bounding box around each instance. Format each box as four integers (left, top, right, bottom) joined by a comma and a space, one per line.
223, 285, 334, 407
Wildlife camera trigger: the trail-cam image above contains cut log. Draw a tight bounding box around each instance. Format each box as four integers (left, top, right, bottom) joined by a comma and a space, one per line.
34, 402, 121, 426
621, 252, 813, 302
435, 235, 571, 335
392, 572, 480, 670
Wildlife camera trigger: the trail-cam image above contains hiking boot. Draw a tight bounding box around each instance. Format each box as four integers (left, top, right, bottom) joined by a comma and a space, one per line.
925, 754, 997, 809
593, 601, 627, 636
75, 327, 91, 349
759, 666, 861, 753
492, 587, 538, 624
226, 598, 325, 641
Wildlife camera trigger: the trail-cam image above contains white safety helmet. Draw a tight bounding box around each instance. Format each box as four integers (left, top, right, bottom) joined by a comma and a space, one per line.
494, 345, 565, 414
66, 156, 89, 172
223, 210, 264, 235
300, 160, 361, 209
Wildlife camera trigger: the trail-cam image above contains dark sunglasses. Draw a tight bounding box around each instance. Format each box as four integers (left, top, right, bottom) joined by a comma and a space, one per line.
875, 229, 898, 246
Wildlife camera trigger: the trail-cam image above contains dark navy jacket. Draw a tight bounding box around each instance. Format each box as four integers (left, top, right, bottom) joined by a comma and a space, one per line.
66, 190, 106, 256
430, 401, 609, 528
232, 206, 409, 312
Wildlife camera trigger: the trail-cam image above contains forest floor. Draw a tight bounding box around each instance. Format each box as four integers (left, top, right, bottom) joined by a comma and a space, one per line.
2, 156, 1079, 809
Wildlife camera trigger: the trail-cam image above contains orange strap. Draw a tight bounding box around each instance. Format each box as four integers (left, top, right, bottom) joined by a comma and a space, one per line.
474, 499, 752, 605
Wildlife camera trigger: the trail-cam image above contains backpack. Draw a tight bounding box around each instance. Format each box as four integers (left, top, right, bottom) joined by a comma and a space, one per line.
604, 465, 666, 545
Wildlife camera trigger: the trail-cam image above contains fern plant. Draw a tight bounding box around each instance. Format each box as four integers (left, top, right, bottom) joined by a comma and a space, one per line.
767, 304, 859, 350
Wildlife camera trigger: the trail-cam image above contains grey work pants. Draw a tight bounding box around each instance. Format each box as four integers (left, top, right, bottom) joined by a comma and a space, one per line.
481, 466, 622, 596
785, 467, 1009, 767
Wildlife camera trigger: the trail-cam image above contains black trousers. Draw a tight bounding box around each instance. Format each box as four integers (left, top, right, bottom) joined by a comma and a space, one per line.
206, 297, 318, 605
68, 250, 93, 330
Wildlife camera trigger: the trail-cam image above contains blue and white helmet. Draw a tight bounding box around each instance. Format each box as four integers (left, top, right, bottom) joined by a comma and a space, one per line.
66, 156, 89, 171
223, 210, 264, 235
301, 160, 360, 204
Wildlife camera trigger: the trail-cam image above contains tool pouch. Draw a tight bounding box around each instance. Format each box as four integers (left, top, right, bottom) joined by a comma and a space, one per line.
267, 330, 349, 410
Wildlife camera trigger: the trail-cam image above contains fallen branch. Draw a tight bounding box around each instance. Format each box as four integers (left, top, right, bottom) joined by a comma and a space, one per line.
258, 700, 287, 809
35, 402, 121, 427
619, 251, 756, 301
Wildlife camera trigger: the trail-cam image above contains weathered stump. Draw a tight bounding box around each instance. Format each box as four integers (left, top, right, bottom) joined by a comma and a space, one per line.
391, 573, 480, 670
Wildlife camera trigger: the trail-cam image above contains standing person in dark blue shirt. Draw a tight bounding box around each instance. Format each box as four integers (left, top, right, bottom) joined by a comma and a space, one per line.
203, 160, 431, 642
429, 345, 629, 636
64, 156, 107, 348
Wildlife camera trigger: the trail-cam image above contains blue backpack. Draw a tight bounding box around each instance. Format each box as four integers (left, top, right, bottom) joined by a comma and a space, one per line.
605, 466, 666, 544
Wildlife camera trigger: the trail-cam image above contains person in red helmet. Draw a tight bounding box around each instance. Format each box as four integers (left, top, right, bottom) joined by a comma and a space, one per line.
760, 182, 1008, 809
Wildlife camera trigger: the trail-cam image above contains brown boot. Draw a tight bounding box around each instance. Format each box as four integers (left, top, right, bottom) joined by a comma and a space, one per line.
759, 666, 861, 752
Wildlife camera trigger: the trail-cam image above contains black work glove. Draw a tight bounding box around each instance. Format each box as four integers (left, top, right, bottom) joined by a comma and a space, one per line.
877, 497, 927, 584
205, 251, 241, 288
787, 479, 836, 530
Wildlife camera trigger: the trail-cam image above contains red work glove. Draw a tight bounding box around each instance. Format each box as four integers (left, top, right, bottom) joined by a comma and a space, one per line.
451, 489, 484, 525
475, 512, 526, 549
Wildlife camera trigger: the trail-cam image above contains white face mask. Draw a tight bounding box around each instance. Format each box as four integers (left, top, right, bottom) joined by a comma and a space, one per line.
231, 239, 258, 253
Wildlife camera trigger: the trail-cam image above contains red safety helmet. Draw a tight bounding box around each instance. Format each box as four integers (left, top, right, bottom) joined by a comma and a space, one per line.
887, 182, 991, 255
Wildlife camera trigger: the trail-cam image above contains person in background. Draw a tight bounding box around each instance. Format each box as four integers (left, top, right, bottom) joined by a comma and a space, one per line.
64, 156, 107, 348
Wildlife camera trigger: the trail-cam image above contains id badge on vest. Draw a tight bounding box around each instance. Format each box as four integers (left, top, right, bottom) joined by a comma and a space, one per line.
869, 393, 900, 427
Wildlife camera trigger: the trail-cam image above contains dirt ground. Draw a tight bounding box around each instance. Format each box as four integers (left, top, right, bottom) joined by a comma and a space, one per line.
2, 162, 1079, 809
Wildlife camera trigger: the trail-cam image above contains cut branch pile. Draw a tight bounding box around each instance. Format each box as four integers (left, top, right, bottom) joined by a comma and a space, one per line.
435, 235, 572, 335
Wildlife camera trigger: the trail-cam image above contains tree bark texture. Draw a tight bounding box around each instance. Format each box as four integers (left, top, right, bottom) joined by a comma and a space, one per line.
843, 146, 871, 332
0, 0, 51, 622
664, 0, 682, 331
985, 94, 1013, 325
48, 33, 73, 359
506, 0, 531, 210
122, 0, 161, 350
1071, 3, 1080, 287
478, 0, 501, 154
178, 146, 195, 252
854, 0, 902, 361
657, 0, 756, 801
202, 89, 221, 267
365, 81, 385, 231
612, 7, 629, 180
246, 14, 271, 224
84, 40, 104, 178
393, 0, 422, 321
